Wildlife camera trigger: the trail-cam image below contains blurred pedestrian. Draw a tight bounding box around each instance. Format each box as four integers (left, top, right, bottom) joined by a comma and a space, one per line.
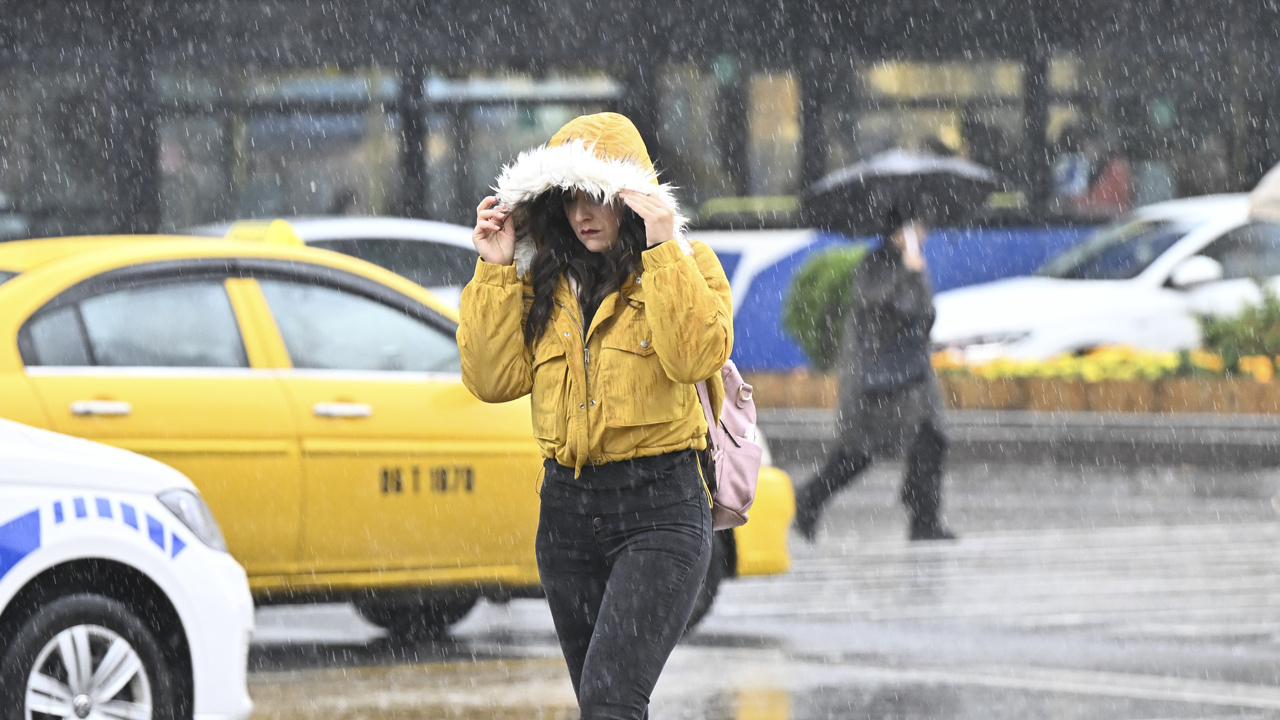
327, 187, 359, 215
1073, 138, 1132, 216
1052, 127, 1091, 200
792, 201, 957, 543
1054, 129, 1133, 217
458, 112, 733, 720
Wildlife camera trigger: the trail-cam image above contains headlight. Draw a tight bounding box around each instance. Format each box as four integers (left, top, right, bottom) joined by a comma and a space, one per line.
158, 489, 228, 553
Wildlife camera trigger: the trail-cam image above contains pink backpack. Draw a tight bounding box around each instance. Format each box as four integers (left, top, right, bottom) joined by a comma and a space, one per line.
696, 359, 763, 530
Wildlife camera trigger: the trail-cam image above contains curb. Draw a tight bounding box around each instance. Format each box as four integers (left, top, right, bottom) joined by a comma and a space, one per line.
759, 408, 1280, 469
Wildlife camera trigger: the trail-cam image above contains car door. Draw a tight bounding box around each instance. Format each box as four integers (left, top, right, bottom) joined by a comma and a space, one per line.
245, 269, 539, 578
17, 266, 303, 579
1185, 221, 1280, 316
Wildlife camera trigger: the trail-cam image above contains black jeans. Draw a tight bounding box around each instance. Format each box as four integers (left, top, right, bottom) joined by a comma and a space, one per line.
536, 494, 712, 720
797, 419, 948, 524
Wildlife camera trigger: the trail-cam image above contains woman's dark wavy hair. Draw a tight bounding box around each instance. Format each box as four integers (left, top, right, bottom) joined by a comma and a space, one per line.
519, 188, 649, 348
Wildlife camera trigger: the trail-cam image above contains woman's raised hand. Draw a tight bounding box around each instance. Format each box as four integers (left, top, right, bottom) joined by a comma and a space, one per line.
473, 196, 517, 265
899, 221, 927, 272
619, 189, 675, 248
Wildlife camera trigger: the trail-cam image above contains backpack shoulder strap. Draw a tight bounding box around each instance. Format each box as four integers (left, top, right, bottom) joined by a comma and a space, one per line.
695, 379, 716, 436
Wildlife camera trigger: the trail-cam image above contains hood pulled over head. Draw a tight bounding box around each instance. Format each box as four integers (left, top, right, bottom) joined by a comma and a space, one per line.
494, 112, 689, 277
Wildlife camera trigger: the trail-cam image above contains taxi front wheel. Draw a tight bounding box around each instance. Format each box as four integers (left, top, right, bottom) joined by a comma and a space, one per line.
0, 593, 179, 720
355, 593, 479, 642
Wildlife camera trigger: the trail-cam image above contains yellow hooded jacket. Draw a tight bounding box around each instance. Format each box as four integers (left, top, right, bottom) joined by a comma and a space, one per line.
457, 113, 733, 474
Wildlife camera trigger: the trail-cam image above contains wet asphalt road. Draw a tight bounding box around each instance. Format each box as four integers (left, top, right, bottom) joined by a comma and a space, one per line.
246, 458, 1280, 719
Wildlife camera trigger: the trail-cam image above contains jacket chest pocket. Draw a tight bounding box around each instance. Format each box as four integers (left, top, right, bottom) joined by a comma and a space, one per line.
531, 337, 569, 443
599, 318, 685, 428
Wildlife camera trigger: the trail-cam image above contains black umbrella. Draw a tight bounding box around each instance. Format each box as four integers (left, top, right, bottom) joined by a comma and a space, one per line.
801, 150, 999, 237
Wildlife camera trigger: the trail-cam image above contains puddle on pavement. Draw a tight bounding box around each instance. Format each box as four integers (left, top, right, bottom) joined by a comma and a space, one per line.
246, 647, 797, 720
246, 645, 1280, 720
249, 657, 578, 719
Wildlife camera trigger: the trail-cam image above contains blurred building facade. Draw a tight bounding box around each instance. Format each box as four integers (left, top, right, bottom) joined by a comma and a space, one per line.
0, 0, 1276, 237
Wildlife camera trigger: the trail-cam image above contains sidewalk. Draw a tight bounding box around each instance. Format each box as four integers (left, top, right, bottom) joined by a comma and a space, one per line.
760, 408, 1280, 469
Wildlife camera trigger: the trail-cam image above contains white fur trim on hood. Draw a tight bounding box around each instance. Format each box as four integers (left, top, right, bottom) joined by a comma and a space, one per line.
494, 140, 691, 278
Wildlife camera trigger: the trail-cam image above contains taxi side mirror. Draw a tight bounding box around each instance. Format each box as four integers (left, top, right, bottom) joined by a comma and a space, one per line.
1170, 255, 1223, 289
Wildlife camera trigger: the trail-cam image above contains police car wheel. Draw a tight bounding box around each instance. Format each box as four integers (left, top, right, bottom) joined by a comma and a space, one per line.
0, 594, 177, 720
685, 531, 732, 635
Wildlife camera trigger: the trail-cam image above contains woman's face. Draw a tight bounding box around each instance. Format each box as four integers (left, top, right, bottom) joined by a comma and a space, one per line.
563, 190, 621, 253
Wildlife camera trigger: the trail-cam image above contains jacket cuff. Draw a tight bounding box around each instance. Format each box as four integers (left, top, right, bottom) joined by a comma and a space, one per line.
641, 238, 688, 270
473, 257, 520, 286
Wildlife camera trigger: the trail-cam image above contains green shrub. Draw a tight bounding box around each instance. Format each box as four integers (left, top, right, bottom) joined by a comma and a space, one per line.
1198, 284, 1280, 373
781, 244, 868, 370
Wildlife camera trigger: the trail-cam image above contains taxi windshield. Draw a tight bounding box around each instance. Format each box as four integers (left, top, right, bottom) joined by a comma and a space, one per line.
1037, 218, 1197, 280
0, 270, 17, 286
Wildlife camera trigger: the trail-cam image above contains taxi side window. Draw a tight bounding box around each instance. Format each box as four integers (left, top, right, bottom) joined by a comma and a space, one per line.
258, 278, 460, 373
27, 306, 91, 366
25, 281, 248, 368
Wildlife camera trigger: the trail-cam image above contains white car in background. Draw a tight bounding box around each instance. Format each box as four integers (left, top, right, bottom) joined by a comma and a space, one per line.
930, 194, 1280, 361
0, 419, 253, 719
188, 217, 813, 320
187, 217, 478, 306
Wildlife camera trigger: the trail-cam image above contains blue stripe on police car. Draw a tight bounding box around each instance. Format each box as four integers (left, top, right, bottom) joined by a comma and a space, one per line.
0, 510, 40, 582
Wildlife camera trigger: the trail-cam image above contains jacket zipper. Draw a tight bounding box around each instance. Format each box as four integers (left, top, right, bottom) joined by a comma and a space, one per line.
556, 299, 592, 459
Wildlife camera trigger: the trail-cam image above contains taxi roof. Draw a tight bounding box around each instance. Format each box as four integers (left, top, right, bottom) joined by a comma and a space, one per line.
0, 234, 459, 322
0, 221, 305, 273
0, 236, 183, 273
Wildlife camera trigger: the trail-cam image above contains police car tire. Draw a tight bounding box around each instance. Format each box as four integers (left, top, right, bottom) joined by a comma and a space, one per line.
355, 594, 479, 641
684, 531, 732, 634
0, 593, 178, 720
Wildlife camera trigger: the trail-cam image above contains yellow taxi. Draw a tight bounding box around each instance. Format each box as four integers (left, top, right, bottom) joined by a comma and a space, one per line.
0, 225, 793, 637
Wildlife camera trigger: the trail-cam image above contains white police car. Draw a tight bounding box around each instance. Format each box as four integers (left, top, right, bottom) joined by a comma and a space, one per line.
0, 418, 253, 719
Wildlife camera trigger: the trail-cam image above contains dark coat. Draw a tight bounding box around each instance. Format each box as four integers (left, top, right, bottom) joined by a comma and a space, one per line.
835, 245, 944, 457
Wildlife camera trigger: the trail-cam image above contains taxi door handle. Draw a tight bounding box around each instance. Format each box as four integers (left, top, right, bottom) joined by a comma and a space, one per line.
70, 400, 132, 417
313, 402, 372, 418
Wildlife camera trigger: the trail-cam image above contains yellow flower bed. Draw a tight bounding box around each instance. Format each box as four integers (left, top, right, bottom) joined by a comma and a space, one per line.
748, 347, 1280, 412
932, 346, 1280, 384
1238, 355, 1275, 383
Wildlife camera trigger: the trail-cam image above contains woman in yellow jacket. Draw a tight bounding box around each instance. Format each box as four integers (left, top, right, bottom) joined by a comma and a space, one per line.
459, 112, 732, 720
